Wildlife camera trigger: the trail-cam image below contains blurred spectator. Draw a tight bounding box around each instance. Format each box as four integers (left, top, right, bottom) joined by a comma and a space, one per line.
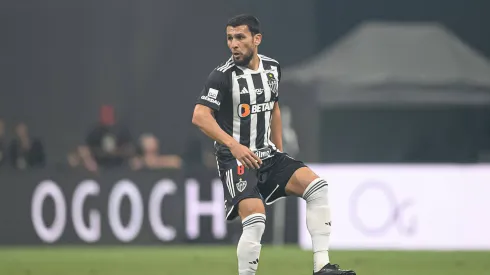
9, 122, 46, 169
130, 133, 182, 170
0, 119, 6, 167
86, 105, 135, 169
67, 145, 98, 172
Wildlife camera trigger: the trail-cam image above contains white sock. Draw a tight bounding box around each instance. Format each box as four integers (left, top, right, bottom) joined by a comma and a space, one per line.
237, 213, 266, 275
303, 178, 331, 272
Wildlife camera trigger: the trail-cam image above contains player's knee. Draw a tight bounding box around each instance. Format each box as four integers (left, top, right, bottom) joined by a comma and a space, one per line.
238, 198, 265, 219
302, 178, 329, 204
286, 167, 320, 196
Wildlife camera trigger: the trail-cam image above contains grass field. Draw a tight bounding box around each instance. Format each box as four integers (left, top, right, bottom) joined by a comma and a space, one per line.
0, 246, 488, 275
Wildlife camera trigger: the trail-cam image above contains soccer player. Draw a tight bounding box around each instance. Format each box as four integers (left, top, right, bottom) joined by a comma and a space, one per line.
192, 14, 356, 275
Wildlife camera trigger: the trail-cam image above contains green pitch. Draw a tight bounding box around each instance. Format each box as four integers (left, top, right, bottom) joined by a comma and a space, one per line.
0, 246, 488, 275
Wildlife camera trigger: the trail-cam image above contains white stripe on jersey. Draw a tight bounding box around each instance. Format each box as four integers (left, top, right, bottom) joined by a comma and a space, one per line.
231, 71, 241, 143
245, 74, 258, 151
219, 63, 234, 73
260, 72, 272, 149
259, 54, 279, 64
217, 58, 233, 72
268, 65, 279, 150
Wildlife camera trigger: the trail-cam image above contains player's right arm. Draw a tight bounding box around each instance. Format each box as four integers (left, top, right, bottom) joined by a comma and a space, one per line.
192, 69, 262, 169
192, 104, 236, 151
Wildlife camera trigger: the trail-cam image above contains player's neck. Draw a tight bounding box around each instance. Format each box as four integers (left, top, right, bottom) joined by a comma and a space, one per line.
246, 54, 260, 71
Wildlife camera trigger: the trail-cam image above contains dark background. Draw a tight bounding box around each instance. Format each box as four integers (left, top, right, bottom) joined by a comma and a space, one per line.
1, 0, 489, 164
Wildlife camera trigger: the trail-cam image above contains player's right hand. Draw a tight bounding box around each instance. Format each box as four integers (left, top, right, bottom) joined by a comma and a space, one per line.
229, 143, 262, 169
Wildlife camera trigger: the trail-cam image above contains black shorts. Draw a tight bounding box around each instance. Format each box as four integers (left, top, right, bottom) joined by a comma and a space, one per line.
217, 152, 306, 221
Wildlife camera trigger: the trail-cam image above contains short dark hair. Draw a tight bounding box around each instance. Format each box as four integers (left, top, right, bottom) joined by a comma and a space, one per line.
226, 14, 261, 36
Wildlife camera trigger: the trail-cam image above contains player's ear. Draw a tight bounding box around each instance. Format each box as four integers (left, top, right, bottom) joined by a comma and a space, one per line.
254, 33, 262, 46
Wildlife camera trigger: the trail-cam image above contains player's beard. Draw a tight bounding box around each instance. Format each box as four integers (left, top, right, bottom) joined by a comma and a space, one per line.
233, 49, 254, 67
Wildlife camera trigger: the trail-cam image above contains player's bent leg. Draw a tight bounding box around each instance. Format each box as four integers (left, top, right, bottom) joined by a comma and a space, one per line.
285, 167, 355, 275
238, 197, 266, 218
236, 198, 266, 275
285, 168, 331, 270
284, 166, 320, 197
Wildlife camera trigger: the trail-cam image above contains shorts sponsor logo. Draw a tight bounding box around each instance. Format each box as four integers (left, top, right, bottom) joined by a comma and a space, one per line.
254, 148, 272, 159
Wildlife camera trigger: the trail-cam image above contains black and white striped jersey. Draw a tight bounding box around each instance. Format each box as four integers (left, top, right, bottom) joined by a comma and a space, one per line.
196, 54, 281, 166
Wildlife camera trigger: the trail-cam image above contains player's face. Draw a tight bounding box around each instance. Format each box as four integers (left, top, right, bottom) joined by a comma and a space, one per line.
226, 25, 261, 66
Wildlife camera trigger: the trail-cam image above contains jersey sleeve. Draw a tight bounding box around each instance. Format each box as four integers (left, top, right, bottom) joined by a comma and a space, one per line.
196, 69, 228, 111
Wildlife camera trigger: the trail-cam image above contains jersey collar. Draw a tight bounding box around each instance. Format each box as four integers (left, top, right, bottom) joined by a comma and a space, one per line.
235, 55, 264, 74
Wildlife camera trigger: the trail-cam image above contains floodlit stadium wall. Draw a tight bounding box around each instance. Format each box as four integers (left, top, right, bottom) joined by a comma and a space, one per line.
1, 164, 489, 250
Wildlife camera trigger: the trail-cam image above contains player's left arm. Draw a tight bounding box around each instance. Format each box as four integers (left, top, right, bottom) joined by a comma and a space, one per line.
270, 102, 283, 152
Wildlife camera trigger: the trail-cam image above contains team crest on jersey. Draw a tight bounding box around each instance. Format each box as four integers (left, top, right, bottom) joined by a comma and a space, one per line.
267, 73, 278, 94
236, 179, 247, 192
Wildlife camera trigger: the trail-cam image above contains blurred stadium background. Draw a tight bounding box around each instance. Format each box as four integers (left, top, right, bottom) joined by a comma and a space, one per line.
1, 0, 490, 274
